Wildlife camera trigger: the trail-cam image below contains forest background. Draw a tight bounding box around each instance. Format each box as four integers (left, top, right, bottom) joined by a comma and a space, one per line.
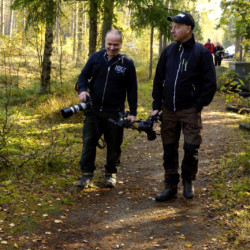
1, 0, 248, 167
0, 0, 249, 248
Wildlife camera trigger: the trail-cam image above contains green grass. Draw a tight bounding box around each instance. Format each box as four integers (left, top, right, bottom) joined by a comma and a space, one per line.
211, 147, 250, 247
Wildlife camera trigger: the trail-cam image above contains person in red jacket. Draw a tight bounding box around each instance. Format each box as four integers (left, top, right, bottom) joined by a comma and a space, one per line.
204, 38, 214, 54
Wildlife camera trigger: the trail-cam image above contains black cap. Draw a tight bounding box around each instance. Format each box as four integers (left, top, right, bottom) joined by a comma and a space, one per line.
167, 12, 195, 29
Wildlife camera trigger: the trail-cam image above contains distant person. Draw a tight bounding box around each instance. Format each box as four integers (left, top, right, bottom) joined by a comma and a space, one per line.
76, 29, 138, 189
204, 38, 214, 54
213, 42, 225, 66
152, 13, 216, 201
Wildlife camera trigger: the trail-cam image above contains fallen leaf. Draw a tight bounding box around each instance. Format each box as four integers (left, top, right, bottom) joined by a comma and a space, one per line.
178, 236, 186, 239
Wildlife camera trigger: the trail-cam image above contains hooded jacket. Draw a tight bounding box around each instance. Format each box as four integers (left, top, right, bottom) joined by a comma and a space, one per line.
78, 49, 138, 116
153, 35, 216, 112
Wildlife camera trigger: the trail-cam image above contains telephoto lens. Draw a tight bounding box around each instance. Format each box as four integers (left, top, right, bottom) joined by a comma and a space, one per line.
61, 103, 90, 119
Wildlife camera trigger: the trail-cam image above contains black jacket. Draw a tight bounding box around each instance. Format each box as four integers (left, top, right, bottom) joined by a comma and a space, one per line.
78, 49, 138, 116
213, 46, 225, 59
153, 35, 216, 112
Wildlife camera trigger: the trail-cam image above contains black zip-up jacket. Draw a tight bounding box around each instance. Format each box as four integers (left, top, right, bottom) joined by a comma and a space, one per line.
213, 46, 225, 59
78, 49, 138, 116
153, 35, 216, 112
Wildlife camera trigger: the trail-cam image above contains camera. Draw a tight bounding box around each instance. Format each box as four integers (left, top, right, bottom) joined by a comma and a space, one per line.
61, 97, 92, 119
138, 116, 158, 141
108, 111, 159, 141
108, 111, 132, 128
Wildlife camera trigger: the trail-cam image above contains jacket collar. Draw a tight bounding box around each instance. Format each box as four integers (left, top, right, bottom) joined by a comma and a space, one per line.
177, 34, 195, 48
103, 50, 123, 62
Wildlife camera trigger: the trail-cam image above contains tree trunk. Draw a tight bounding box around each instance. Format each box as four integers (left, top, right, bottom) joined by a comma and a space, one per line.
1, 0, 4, 35
88, 0, 98, 56
159, 33, 163, 56
55, 1, 60, 45
8, 0, 13, 36
149, 26, 154, 80
101, 0, 114, 49
163, 34, 167, 48
158, 0, 165, 55
72, 2, 78, 61
76, 2, 84, 66
235, 37, 243, 61
40, 22, 53, 94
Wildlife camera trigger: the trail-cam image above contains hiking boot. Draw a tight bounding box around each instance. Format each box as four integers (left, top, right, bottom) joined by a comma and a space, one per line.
76, 174, 93, 188
183, 180, 194, 199
155, 186, 177, 201
105, 173, 116, 188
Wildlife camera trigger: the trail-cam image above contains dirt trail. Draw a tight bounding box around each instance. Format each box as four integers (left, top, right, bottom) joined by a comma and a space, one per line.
30, 95, 239, 249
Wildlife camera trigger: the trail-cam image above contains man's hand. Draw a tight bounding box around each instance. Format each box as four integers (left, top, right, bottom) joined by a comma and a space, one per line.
127, 115, 136, 124
78, 91, 90, 103
151, 110, 159, 117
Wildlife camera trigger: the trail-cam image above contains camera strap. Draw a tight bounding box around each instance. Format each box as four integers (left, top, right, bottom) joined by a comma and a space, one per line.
97, 137, 106, 149
92, 112, 107, 150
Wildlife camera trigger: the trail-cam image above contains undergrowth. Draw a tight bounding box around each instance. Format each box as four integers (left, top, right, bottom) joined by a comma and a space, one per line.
0, 66, 154, 246
211, 143, 249, 248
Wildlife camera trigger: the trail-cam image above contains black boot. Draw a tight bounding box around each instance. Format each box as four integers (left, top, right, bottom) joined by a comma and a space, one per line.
183, 180, 194, 199
155, 186, 177, 202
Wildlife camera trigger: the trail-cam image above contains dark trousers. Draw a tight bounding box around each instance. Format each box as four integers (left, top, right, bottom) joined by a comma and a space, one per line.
214, 57, 222, 66
80, 110, 124, 174
161, 106, 202, 186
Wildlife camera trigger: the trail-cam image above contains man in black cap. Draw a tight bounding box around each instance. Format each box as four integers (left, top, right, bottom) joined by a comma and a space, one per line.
151, 12, 216, 201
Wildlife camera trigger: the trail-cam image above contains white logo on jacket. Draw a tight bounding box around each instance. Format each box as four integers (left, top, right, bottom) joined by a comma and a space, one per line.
115, 65, 126, 74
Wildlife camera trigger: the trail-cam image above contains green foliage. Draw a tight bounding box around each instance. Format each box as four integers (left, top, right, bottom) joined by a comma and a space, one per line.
11, 0, 59, 28
218, 69, 248, 105
219, 0, 250, 47
218, 69, 245, 91
129, 0, 173, 34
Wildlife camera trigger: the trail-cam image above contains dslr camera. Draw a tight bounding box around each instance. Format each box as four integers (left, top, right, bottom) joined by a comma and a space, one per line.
109, 112, 159, 141
138, 116, 158, 141
61, 97, 92, 119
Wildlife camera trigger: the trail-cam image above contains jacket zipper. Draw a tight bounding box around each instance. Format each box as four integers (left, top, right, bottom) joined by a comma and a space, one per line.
173, 46, 184, 111
100, 67, 110, 111
100, 56, 123, 111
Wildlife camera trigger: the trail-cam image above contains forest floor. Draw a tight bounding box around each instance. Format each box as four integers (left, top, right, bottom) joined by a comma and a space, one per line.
3, 94, 249, 249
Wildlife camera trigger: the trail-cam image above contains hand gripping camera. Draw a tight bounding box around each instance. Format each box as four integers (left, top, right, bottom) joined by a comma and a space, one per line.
61, 96, 92, 119
109, 111, 160, 141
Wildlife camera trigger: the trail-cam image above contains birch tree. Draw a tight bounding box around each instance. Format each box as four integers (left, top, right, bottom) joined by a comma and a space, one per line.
1, 0, 4, 35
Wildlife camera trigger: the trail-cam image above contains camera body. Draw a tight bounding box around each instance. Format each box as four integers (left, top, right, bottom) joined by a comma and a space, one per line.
61, 98, 92, 119
108, 112, 159, 141
138, 116, 158, 141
